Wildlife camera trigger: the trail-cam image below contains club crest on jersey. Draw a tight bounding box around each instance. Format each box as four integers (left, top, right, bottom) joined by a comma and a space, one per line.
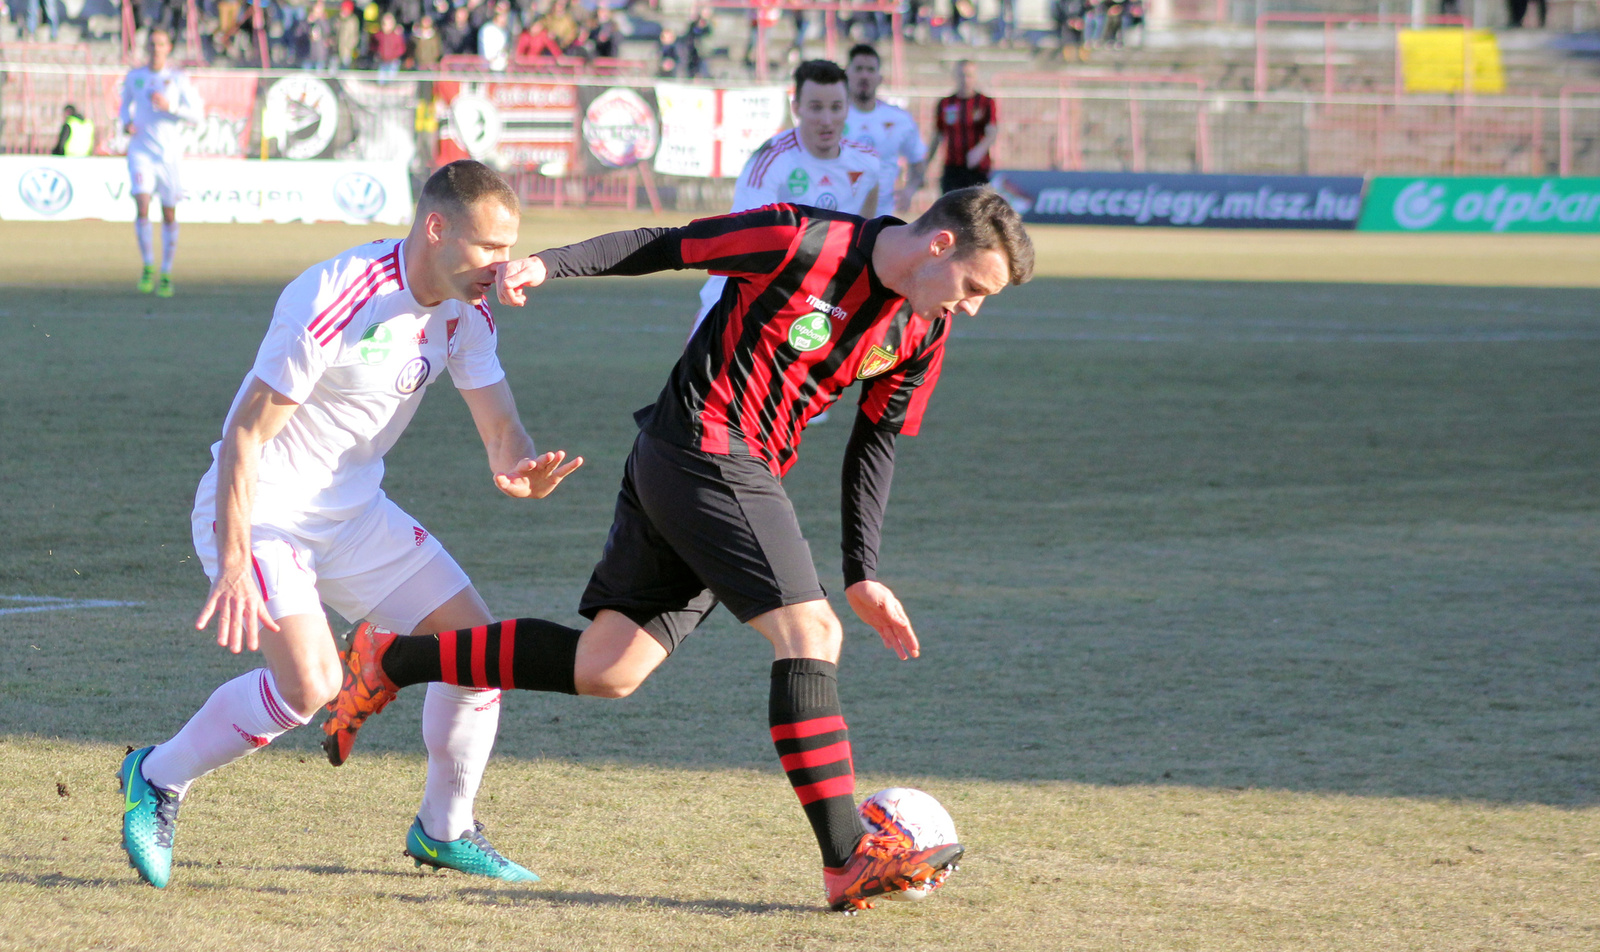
848, 171, 864, 186
395, 356, 430, 393
357, 323, 393, 364
787, 313, 832, 353
787, 168, 810, 196
446, 318, 460, 355
857, 344, 899, 379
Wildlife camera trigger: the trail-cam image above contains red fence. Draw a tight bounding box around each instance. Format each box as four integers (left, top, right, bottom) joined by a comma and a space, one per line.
7, 63, 1600, 211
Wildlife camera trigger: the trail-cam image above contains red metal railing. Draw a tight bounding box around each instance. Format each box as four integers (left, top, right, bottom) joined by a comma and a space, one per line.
1254, 13, 1469, 97
1558, 84, 1600, 176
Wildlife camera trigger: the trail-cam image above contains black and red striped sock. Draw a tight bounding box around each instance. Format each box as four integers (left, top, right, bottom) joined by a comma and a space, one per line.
769, 658, 866, 869
380, 619, 580, 695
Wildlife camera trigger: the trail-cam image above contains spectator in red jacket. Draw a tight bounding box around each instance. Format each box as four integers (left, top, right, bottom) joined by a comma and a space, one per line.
373, 11, 408, 76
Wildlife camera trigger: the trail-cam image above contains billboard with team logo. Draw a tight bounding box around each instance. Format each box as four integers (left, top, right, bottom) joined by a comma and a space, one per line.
576, 85, 659, 173
434, 80, 578, 173
0, 156, 412, 224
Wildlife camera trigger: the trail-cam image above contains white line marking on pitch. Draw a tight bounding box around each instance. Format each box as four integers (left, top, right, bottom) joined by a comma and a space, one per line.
0, 594, 144, 616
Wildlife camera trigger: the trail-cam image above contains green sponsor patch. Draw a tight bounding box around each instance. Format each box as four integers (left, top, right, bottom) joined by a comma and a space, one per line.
357, 323, 393, 364
787, 313, 832, 352
787, 168, 810, 197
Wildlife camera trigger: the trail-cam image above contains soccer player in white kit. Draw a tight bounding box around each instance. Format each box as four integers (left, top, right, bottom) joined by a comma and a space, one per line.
843, 43, 928, 218
120, 26, 203, 299
691, 59, 883, 337
117, 161, 584, 889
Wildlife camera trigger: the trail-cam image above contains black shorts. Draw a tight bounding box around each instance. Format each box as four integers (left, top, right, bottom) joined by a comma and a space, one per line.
577, 431, 826, 655
940, 165, 991, 193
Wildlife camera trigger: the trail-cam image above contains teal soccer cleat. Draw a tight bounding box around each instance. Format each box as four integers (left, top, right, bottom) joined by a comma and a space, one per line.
118, 746, 180, 888
404, 817, 540, 882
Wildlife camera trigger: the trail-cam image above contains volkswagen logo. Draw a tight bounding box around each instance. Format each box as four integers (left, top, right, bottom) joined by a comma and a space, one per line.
18, 167, 72, 216
334, 172, 387, 221
395, 356, 431, 394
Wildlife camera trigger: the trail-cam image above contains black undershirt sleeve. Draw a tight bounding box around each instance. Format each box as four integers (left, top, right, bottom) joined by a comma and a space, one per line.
534, 226, 684, 279
841, 409, 899, 587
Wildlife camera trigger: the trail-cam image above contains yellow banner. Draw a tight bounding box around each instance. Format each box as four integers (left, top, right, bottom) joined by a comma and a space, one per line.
1399, 29, 1505, 94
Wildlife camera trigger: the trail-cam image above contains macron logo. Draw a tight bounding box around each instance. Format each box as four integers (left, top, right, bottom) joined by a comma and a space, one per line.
805, 294, 847, 321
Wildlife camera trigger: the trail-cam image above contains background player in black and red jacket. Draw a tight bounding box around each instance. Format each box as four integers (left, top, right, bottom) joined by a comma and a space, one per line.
321, 187, 1035, 912
929, 60, 1000, 194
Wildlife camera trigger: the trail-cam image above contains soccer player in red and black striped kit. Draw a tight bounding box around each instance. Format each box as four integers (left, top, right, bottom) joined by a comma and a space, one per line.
929, 60, 1000, 194
321, 186, 1035, 911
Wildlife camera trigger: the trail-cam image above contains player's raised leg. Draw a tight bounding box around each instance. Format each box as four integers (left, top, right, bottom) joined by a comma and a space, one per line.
121, 612, 335, 888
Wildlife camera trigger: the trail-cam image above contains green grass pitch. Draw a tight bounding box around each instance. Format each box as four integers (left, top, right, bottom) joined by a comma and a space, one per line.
0, 220, 1597, 951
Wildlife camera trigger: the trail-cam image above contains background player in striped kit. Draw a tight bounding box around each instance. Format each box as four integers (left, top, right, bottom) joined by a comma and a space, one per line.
928, 60, 1000, 195
116, 161, 583, 889
119, 27, 203, 298
843, 43, 929, 218
321, 187, 1035, 911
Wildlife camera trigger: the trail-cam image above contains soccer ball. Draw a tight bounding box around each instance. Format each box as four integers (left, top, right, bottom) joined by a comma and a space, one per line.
858, 787, 960, 901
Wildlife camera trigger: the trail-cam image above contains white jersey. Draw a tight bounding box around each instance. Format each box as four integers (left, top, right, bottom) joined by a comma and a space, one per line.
119, 65, 204, 163
845, 101, 927, 217
696, 129, 884, 327
203, 239, 506, 522
731, 128, 882, 215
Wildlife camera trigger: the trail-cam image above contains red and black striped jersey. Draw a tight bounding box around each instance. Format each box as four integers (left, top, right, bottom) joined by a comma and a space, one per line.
538, 204, 949, 477
935, 92, 998, 173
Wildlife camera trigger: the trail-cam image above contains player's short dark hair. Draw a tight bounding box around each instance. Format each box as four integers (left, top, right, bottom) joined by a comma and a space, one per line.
847, 43, 879, 64
912, 186, 1035, 286
148, 24, 172, 41
793, 59, 847, 98
418, 159, 520, 219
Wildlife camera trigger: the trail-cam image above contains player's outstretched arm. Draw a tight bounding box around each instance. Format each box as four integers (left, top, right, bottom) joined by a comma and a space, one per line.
846, 580, 920, 661
460, 377, 584, 497
195, 377, 299, 653
501, 209, 805, 309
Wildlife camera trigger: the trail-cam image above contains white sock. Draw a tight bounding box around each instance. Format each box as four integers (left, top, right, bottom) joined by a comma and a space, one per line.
160, 222, 178, 273
417, 683, 501, 841
135, 219, 153, 267
142, 669, 308, 798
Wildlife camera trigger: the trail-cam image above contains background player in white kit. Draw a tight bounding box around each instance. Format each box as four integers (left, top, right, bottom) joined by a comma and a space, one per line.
117, 161, 584, 889
843, 43, 928, 218
119, 26, 203, 298
692, 59, 883, 337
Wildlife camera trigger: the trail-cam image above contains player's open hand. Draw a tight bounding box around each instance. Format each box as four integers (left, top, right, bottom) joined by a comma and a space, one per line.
846, 579, 920, 660
495, 449, 584, 498
151, 91, 171, 113
195, 567, 279, 654
494, 255, 547, 307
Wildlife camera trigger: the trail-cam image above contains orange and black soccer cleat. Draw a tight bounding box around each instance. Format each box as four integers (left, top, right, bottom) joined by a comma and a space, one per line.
822, 833, 965, 912
321, 622, 400, 766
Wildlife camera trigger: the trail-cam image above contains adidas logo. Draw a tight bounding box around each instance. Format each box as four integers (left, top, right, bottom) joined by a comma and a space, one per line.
413, 526, 428, 546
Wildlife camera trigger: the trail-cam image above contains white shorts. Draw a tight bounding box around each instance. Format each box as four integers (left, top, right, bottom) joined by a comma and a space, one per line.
128, 151, 183, 206
191, 490, 471, 634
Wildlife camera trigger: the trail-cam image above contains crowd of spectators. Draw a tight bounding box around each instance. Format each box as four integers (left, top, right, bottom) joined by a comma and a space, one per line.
5, 0, 1144, 73
96, 0, 654, 69
289, 0, 645, 71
